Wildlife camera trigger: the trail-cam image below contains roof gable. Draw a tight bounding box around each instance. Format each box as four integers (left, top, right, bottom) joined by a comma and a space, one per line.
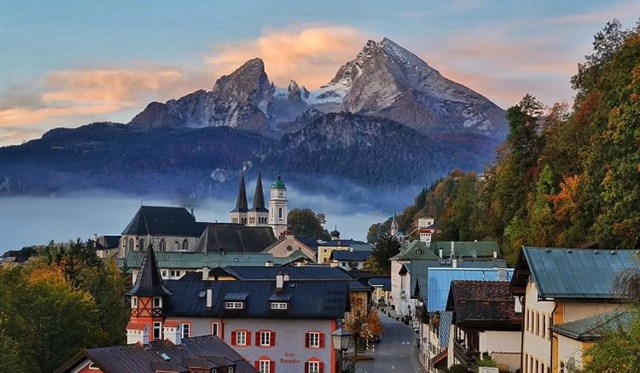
446, 280, 521, 330
196, 224, 277, 253
122, 206, 202, 237
514, 247, 639, 300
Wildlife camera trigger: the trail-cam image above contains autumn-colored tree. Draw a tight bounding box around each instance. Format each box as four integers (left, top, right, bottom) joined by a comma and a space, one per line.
343, 309, 383, 357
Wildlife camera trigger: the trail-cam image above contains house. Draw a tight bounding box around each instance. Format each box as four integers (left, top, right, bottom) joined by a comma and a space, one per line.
94, 235, 120, 258
329, 250, 371, 271
125, 251, 310, 283
417, 218, 439, 245
222, 265, 372, 317
550, 311, 632, 371
369, 276, 391, 305
127, 245, 351, 373
262, 234, 320, 262
55, 335, 257, 373
510, 246, 637, 373
442, 280, 522, 372
316, 229, 373, 264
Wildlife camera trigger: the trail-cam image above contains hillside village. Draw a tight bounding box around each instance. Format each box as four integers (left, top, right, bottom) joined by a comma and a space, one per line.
2, 170, 638, 373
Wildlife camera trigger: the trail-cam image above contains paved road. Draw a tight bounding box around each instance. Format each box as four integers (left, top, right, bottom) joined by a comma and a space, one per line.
354, 311, 425, 373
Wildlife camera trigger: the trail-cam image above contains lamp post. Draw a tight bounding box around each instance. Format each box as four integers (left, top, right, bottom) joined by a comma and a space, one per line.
331, 327, 352, 373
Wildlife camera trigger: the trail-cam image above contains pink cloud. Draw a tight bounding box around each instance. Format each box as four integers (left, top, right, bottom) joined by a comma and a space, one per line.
207, 26, 369, 89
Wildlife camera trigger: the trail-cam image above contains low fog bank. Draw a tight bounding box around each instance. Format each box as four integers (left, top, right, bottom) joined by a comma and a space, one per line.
0, 186, 399, 254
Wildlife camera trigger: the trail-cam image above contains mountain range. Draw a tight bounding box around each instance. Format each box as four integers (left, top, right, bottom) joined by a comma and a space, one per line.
0, 38, 507, 206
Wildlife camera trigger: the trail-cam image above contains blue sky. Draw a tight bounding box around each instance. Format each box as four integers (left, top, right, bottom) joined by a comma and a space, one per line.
1, 0, 638, 146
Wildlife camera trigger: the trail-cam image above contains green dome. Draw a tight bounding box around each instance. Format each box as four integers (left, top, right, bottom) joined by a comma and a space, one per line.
271, 174, 286, 189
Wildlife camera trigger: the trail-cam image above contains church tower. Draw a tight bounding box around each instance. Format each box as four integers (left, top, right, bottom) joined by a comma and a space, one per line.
127, 244, 171, 343
269, 173, 288, 238
230, 172, 248, 224
390, 214, 399, 237
247, 171, 269, 226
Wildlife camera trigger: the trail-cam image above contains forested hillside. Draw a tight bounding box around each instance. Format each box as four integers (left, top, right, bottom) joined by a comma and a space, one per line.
371, 20, 640, 264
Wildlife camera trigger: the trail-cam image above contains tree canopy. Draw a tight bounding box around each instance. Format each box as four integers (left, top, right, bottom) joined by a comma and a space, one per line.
287, 208, 330, 240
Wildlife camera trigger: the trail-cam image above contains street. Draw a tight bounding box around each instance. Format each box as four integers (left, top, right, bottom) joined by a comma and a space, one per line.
354, 311, 425, 373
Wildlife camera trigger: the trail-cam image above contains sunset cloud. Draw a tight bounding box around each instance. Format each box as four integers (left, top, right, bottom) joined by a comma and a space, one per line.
0, 67, 197, 146
207, 26, 369, 89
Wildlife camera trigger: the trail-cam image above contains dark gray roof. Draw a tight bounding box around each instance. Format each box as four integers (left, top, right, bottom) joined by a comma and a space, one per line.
127, 245, 171, 297
196, 224, 277, 253
368, 277, 391, 291
511, 247, 640, 299
249, 171, 268, 212
224, 266, 356, 281
231, 173, 248, 213
54, 335, 258, 373
96, 235, 120, 250
446, 280, 521, 330
330, 250, 372, 261
122, 206, 205, 237
296, 236, 321, 250
550, 311, 632, 341
164, 279, 349, 319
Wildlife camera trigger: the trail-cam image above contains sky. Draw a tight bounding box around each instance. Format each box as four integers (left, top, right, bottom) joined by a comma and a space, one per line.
1, 0, 638, 146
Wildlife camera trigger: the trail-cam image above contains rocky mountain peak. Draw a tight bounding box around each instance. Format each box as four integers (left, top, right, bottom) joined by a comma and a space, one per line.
212, 57, 269, 93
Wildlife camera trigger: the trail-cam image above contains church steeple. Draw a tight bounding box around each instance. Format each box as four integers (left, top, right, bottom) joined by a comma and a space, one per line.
250, 171, 267, 212
127, 244, 171, 297
232, 172, 248, 213
230, 172, 249, 224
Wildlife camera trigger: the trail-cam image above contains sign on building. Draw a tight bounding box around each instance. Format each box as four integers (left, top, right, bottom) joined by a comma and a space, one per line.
478, 368, 499, 373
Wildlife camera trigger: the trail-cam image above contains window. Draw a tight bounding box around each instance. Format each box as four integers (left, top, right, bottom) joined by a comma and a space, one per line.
270, 302, 288, 310
228, 367, 234, 373
182, 239, 188, 251
139, 238, 144, 250
128, 238, 134, 251
305, 332, 324, 348
159, 239, 166, 251
174, 241, 179, 250
256, 360, 274, 373
182, 323, 190, 339
211, 322, 219, 336
232, 330, 250, 346
278, 208, 283, 220
257, 331, 275, 347
161, 269, 168, 278
131, 296, 138, 309
153, 297, 162, 308
153, 322, 162, 340
225, 301, 244, 309
305, 361, 324, 373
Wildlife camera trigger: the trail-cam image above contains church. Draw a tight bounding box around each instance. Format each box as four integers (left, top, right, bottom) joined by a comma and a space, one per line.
229, 171, 288, 239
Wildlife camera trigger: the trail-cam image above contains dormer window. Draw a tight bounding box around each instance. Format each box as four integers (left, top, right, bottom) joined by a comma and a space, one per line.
131, 296, 138, 309
153, 296, 162, 308
270, 302, 288, 310
225, 301, 244, 309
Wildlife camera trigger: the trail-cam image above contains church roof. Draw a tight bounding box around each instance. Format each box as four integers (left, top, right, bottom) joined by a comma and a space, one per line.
195, 224, 277, 253
249, 171, 268, 212
121, 206, 203, 237
231, 173, 248, 213
127, 244, 171, 297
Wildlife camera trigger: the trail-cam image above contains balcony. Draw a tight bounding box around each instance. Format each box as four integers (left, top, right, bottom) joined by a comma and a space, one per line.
452, 339, 479, 370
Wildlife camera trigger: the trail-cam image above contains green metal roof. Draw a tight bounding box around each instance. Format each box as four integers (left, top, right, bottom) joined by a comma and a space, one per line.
391, 240, 439, 261
125, 251, 290, 269
520, 247, 640, 299
550, 311, 633, 341
271, 174, 286, 189
430, 241, 498, 258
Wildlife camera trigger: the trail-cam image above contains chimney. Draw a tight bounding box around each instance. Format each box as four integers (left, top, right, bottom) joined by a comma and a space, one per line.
498, 268, 507, 281
439, 248, 443, 259
276, 272, 284, 291
202, 267, 210, 281
452, 258, 458, 268
283, 273, 290, 283
206, 289, 213, 310
265, 260, 274, 267
493, 251, 498, 259
450, 241, 455, 258
163, 321, 182, 345
127, 323, 149, 345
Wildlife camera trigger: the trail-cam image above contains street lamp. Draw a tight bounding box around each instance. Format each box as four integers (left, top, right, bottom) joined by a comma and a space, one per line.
331, 327, 352, 373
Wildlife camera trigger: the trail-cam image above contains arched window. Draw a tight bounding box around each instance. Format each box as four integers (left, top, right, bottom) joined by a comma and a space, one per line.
182, 239, 189, 251
128, 238, 134, 252
278, 208, 283, 220
159, 239, 166, 251
139, 238, 144, 250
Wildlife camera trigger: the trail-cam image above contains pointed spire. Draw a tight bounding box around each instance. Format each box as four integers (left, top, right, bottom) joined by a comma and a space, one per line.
127, 244, 171, 297
232, 171, 248, 212
250, 171, 268, 212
